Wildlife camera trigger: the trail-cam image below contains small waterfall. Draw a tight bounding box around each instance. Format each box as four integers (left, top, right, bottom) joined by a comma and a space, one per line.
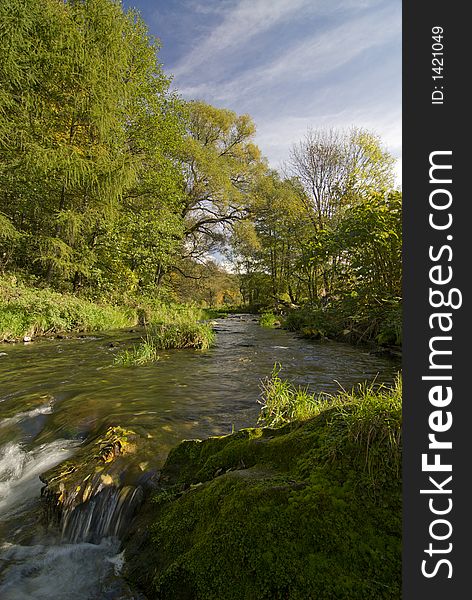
0, 439, 145, 599
60, 484, 144, 543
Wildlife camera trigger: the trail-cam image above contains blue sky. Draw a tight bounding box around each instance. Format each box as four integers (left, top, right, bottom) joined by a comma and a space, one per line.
122, 0, 402, 182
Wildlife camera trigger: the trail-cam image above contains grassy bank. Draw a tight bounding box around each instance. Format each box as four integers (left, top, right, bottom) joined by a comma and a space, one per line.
114, 303, 215, 366
0, 275, 137, 341
283, 296, 402, 347
0, 276, 216, 352
124, 374, 402, 599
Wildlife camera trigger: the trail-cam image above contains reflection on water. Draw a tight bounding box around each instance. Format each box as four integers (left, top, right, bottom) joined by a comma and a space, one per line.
0, 315, 399, 452
0, 314, 399, 597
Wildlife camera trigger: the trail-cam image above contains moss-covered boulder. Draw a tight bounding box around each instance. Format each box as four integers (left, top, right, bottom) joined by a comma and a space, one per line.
124, 401, 401, 599
40, 426, 142, 530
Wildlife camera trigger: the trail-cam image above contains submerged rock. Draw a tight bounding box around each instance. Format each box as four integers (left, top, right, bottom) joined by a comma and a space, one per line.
40, 426, 144, 542
123, 406, 401, 599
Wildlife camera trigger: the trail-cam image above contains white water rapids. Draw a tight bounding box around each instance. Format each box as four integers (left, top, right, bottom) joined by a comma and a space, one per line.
0, 431, 142, 598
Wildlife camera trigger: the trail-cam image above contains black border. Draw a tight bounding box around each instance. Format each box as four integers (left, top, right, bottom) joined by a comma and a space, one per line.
403, 2, 470, 596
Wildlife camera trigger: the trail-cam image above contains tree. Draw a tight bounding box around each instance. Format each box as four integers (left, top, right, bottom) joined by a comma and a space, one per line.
287, 127, 396, 296
179, 101, 265, 260
329, 190, 402, 300
288, 127, 395, 226
0, 0, 184, 295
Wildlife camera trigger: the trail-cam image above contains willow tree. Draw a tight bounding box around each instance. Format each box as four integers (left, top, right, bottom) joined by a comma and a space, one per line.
178, 101, 265, 262
0, 0, 182, 292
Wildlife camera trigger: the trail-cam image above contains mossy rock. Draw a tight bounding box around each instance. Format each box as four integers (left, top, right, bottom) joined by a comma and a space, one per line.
40, 425, 140, 520
124, 409, 401, 599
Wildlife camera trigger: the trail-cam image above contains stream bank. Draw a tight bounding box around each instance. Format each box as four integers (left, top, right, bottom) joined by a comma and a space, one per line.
122, 384, 401, 599
0, 315, 399, 598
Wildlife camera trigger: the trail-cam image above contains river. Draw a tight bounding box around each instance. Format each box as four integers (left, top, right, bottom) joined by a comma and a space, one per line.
0, 315, 399, 599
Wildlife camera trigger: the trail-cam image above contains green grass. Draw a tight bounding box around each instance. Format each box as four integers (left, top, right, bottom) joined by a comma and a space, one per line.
259, 312, 279, 328
0, 275, 219, 351
0, 275, 136, 341
148, 322, 215, 350
257, 363, 321, 426
113, 336, 161, 367
258, 365, 402, 486
113, 304, 216, 366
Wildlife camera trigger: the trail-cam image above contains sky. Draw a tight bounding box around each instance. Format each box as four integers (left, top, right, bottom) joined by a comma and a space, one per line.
122, 0, 402, 183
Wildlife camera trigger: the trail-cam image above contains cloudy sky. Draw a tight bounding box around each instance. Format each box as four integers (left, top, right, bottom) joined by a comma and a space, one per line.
122, 0, 402, 182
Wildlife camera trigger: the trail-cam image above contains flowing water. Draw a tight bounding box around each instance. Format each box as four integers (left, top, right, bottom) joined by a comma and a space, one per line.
0, 315, 399, 598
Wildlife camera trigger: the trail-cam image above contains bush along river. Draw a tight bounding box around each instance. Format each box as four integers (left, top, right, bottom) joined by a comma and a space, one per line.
0, 315, 400, 599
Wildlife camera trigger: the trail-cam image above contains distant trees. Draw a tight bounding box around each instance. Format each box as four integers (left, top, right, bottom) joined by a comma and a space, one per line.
231, 128, 401, 313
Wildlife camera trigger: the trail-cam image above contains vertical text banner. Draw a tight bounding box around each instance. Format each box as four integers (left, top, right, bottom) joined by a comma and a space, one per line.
403, 1, 470, 598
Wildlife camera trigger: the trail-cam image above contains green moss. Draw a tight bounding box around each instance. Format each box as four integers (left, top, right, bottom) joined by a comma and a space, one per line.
124, 383, 402, 599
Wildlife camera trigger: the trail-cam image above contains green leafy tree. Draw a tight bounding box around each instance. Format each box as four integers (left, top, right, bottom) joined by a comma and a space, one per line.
236, 172, 313, 305
0, 0, 184, 295
287, 127, 396, 296
329, 190, 402, 300
179, 101, 265, 258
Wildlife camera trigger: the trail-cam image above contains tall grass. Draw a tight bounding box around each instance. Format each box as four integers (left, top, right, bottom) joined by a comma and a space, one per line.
258, 365, 402, 487
135, 300, 208, 327
0, 275, 136, 341
330, 375, 402, 479
257, 364, 325, 426
114, 304, 216, 366
148, 322, 215, 350
114, 335, 160, 367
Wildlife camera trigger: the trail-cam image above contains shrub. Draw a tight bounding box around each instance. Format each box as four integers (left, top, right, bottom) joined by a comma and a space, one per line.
259, 312, 279, 328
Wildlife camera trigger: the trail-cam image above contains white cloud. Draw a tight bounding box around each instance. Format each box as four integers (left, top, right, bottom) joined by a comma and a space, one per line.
168, 0, 401, 182
171, 0, 311, 79
172, 2, 400, 113
171, 0, 387, 80
254, 103, 402, 182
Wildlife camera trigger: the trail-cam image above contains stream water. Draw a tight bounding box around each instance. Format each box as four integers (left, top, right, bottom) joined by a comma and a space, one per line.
0, 315, 399, 598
